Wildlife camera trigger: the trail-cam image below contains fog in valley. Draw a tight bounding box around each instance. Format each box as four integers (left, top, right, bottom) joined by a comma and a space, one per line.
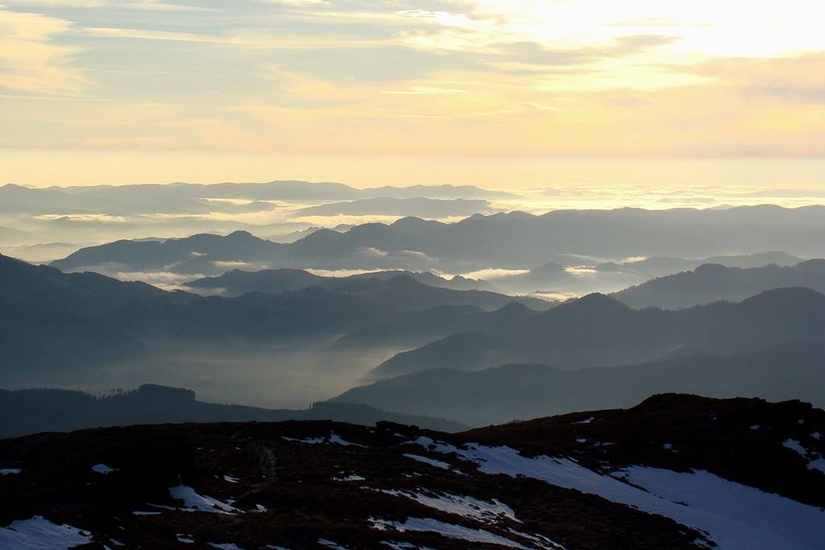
2, 180, 825, 430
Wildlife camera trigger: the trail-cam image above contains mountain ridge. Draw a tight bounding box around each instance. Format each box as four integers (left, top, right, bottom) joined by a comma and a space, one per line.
0, 394, 823, 550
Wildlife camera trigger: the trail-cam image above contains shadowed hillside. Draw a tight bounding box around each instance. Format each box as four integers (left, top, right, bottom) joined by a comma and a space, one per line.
370, 288, 825, 377
0, 394, 823, 549
614, 259, 825, 309
335, 340, 825, 426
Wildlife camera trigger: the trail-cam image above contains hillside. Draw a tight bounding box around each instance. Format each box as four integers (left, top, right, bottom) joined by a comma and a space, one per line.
370, 288, 825, 377
334, 340, 825, 426
50, 206, 825, 275
186, 268, 495, 297
614, 259, 825, 309
1, 254, 548, 387
0, 394, 823, 549
0, 384, 465, 438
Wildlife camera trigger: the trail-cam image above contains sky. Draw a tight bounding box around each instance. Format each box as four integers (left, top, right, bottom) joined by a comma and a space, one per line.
1, 0, 824, 191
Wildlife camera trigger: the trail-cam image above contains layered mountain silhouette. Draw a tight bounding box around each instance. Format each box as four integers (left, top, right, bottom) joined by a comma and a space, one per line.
186, 267, 495, 297
0, 254, 539, 383
1, 394, 823, 549
294, 197, 491, 218
333, 340, 825, 426
187, 272, 543, 312
491, 251, 805, 295
51, 230, 275, 274
0, 181, 512, 216
614, 259, 825, 309
335, 301, 536, 350
50, 206, 825, 274
369, 288, 825, 377
0, 384, 464, 438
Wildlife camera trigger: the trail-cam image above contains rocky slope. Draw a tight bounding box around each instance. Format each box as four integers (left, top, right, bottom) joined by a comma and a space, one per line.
1, 394, 824, 549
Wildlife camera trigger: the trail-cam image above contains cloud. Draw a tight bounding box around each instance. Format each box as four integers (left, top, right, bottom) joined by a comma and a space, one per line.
355, 247, 389, 260
34, 213, 126, 223
211, 260, 268, 270
259, 0, 328, 5
565, 266, 598, 276
305, 268, 385, 278
460, 268, 531, 280
0, 9, 88, 93
109, 270, 198, 285
4, 0, 218, 11
382, 86, 465, 95
3, 0, 824, 164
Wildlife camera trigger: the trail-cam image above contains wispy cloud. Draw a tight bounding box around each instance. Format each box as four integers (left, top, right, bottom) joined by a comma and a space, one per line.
4, 0, 219, 12
0, 9, 88, 93
1, 0, 824, 186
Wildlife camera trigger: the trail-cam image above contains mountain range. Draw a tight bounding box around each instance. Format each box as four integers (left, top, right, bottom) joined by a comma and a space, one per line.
614, 259, 825, 309
185, 268, 496, 297
0, 181, 513, 217
294, 197, 492, 218
49, 206, 825, 275
490, 251, 804, 295
0, 254, 542, 389
0, 384, 464, 439
332, 340, 825, 426
368, 288, 825, 377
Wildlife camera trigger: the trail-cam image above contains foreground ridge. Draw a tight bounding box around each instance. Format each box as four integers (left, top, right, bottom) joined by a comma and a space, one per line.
1, 394, 824, 550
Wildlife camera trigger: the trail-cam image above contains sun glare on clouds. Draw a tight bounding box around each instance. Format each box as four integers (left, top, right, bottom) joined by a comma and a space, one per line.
0, 0, 822, 189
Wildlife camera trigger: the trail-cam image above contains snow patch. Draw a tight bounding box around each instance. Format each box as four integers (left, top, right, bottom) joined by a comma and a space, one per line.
132, 511, 162, 516
808, 456, 825, 474
382, 489, 518, 524
663, 443, 673, 451
177, 534, 195, 544
318, 539, 351, 550
329, 433, 366, 447
812, 432, 822, 441
406, 437, 466, 457
575, 438, 587, 444
169, 485, 238, 514
283, 433, 364, 447
282, 436, 324, 445
574, 417, 595, 425
507, 528, 567, 550
451, 443, 825, 550
334, 474, 366, 482
208, 543, 244, 550
0, 516, 92, 550
783, 439, 808, 457
371, 517, 530, 549
92, 464, 117, 475
403, 454, 452, 470
381, 542, 437, 550
0, 468, 21, 476
223, 475, 240, 484
750, 425, 760, 431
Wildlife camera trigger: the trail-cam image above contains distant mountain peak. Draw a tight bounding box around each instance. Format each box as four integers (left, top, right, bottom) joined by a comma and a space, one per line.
565, 292, 631, 312
391, 216, 438, 229
226, 230, 259, 240
742, 286, 825, 307
693, 262, 732, 274
381, 273, 429, 288
491, 301, 532, 315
